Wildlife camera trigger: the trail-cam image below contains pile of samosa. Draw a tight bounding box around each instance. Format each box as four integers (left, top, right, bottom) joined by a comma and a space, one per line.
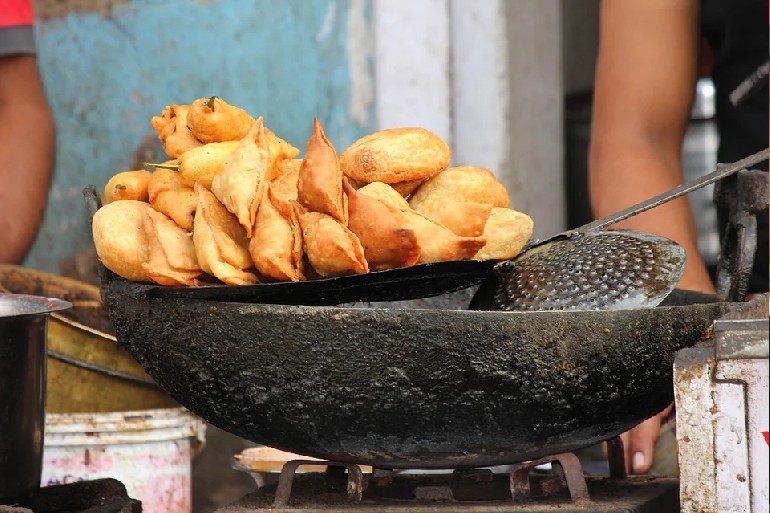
92, 96, 534, 287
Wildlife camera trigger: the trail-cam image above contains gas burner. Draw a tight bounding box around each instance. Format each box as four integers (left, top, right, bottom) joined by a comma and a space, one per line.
0, 479, 140, 513
221, 446, 679, 513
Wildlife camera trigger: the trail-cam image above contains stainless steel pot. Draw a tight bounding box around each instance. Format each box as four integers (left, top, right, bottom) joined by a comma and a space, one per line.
0, 293, 70, 501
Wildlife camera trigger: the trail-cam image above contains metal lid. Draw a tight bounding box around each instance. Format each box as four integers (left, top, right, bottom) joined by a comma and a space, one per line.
0, 293, 72, 318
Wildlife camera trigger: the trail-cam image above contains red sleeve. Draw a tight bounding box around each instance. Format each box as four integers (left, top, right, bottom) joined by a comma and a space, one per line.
0, 0, 35, 28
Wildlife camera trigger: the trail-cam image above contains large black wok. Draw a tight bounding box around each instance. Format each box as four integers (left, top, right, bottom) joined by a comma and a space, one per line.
101, 276, 740, 469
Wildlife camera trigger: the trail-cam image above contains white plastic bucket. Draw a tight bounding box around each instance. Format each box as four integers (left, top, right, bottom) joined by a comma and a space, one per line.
41, 407, 206, 513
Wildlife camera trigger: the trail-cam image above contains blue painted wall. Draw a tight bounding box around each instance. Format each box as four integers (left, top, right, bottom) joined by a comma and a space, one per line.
26, 0, 374, 273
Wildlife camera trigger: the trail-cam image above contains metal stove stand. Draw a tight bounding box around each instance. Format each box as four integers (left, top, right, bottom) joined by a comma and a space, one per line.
218, 446, 679, 513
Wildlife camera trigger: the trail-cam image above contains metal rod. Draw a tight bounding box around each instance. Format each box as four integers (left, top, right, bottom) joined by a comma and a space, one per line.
46, 349, 159, 388
582, 148, 769, 232
606, 436, 627, 479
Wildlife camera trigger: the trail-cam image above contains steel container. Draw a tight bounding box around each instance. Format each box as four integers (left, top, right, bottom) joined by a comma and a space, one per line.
0, 293, 70, 501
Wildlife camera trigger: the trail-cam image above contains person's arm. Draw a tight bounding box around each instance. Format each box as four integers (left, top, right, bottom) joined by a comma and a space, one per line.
0, 54, 55, 264
589, 0, 710, 476
590, 0, 714, 295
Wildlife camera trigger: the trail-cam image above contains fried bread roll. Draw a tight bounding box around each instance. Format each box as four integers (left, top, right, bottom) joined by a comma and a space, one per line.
250, 184, 304, 282
150, 105, 203, 158
473, 208, 534, 261
211, 117, 271, 236
409, 165, 510, 209
389, 179, 426, 198
92, 200, 153, 282
147, 167, 196, 231
414, 199, 493, 237
193, 184, 258, 285
297, 118, 347, 223
142, 208, 201, 286
103, 170, 152, 204
344, 180, 419, 270
294, 203, 368, 277
340, 127, 451, 184
187, 96, 255, 144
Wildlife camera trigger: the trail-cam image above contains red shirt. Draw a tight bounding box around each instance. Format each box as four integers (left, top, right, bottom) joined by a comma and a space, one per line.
0, 0, 34, 28
0, 0, 35, 55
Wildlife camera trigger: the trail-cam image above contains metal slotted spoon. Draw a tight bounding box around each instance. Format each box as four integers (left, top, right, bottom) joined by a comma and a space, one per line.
478, 148, 769, 311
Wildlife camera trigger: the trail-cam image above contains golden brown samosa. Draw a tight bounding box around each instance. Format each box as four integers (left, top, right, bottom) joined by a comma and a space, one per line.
103, 170, 152, 204
142, 208, 202, 286
270, 159, 301, 203
150, 105, 204, 158
414, 199, 493, 237
473, 208, 534, 261
344, 180, 419, 270
193, 184, 258, 285
249, 184, 304, 282
394, 209, 486, 264
265, 128, 301, 180
187, 96, 255, 144
147, 167, 196, 231
357, 182, 411, 210
210, 117, 271, 237
294, 203, 368, 277
297, 118, 346, 223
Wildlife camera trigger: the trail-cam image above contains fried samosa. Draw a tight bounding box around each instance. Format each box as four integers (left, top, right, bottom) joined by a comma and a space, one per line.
473, 208, 534, 261
344, 180, 419, 270
187, 96, 255, 144
92, 200, 153, 282
270, 159, 301, 203
297, 118, 347, 223
142, 208, 201, 286
193, 184, 258, 285
103, 170, 152, 204
394, 209, 486, 264
210, 117, 271, 237
265, 128, 301, 179
409, 165, 510, 209
294, 203, 368, 277
414, 199, 493, 237
357, 182, 411, 210
250, 184, 304, 282
147, 167, 196, 231
150, 105, 203, 158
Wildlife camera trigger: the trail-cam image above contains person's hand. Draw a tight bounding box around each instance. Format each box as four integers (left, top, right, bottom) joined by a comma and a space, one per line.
605, 403, 673, 474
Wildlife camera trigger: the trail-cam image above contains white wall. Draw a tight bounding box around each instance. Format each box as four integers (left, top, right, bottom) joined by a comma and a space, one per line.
374, 0, 566, 237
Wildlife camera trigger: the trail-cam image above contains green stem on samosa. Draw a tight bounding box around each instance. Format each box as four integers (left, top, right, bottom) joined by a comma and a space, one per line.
205, 96, 218, 111
144, 162, 180, 171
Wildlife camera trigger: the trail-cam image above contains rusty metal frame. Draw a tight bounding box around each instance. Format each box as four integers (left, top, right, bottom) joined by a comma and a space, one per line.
509, 452, 591, 504
273, 460, 364, 507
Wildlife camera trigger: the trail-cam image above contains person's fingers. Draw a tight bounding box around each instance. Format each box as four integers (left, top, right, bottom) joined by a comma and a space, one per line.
603, 403, 674, 474
627, 416, 662, 474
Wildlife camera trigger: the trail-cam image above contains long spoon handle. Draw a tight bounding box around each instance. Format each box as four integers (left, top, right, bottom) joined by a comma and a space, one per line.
581, 148, 769, 232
